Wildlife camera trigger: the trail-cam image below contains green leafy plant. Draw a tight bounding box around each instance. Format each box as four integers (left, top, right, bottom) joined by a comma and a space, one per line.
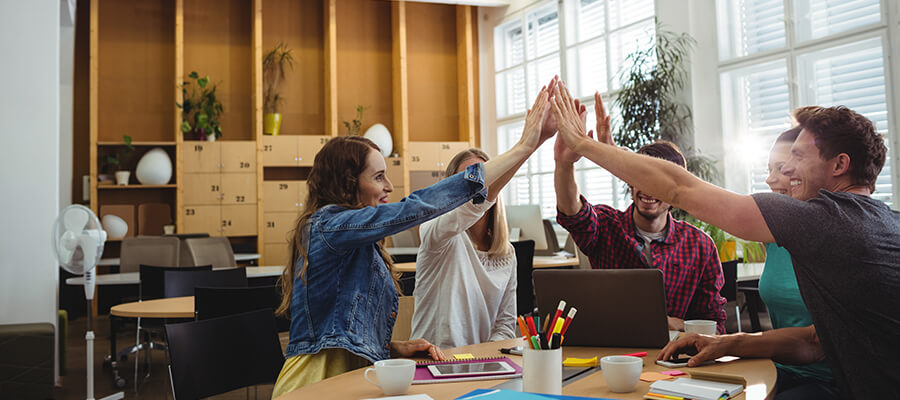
343, 105, 365, 136
263, 42, 294, 114
177, 71, 223, 140
613, 23, 718, 185
104, 135, 134, 172
681, 214, 767, 262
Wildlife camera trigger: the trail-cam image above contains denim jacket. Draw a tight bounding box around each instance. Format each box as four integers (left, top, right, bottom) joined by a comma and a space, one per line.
284, 163, 487, 362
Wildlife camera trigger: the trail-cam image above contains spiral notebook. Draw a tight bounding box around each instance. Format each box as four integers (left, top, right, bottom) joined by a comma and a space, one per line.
413, 357, 522, 384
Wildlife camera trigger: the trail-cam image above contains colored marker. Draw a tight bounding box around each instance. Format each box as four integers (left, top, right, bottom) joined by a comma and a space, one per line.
560, 307, 578, 336
552, 317, 565, 335
623, 351, 647, 357
645, 393, 688, 400
526, 316, 538, 336
530, 335, 541, 350
550, 333, 561, 349
517, 317, 529, 339
551, 300, 566, 332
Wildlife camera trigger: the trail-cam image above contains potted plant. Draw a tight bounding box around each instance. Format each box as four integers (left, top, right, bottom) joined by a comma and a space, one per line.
343, 105, 364, 136
263, 42, 294, 135
104, 135, 135, 185
177, 71, 223, 141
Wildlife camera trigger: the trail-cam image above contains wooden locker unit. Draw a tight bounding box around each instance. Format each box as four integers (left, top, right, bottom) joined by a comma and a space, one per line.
263, 212, 297, 244
221, 141, 257, 172
297, 135, 331, 166
220, 173, 257, 205
182, 205, 221, 236
183, 173, 223, 205
221, 204, 257, 236
264, 181, 302, 212
262, 135, 299, 166
263, 243, 290, 266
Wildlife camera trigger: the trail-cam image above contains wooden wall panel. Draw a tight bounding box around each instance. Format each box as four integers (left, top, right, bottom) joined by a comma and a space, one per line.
335, 0, 394, 136
406, 2, 459, 142
262, 0, 325, 135
97, 0, 175, 142
183, 0, 253, 140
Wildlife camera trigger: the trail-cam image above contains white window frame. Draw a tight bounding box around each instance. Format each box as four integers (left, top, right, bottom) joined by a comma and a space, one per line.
716, 0, 900, 205
480, 0, 657, 217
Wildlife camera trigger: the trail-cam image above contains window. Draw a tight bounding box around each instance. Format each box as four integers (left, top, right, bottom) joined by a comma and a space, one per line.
493, 0, 655, 218
717, 0, 894, 206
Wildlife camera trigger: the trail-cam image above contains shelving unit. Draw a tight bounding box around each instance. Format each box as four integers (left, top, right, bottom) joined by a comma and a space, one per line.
86, 0, 479, 264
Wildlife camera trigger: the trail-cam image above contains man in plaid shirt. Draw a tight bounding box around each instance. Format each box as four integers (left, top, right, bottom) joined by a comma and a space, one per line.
551, 97, 726, 333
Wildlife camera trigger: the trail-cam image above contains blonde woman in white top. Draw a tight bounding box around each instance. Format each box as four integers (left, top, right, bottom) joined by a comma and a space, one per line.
410, 148, 519, 349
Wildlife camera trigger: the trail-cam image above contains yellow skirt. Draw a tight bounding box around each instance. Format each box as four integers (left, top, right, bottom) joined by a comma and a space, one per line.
271, 348, 370, 399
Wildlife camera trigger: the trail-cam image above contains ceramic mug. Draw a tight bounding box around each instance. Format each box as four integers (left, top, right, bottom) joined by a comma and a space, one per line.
364, 359, 415, 396
684, 320, 717, 335
601, 355, 643, 393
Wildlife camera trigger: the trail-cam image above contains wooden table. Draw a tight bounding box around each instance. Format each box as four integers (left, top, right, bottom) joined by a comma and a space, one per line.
65, 265, 285, 286
393, 256, 580, 273
277, 338, 775, 399
109, 296, 194, 319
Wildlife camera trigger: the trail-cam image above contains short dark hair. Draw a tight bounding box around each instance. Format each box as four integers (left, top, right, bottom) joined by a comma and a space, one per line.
776, 126, 802, 144
792, 106, 886, 191
637, 140, 686, 168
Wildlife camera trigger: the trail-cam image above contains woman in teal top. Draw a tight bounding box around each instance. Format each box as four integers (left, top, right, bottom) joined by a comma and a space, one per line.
758, 127, 834, 397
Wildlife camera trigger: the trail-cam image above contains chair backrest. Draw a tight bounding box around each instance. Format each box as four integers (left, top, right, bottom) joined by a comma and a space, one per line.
165, 309, 285, 399
194, 285, 278, 319
512, 240, 536, 315
391, 296, 415, 342
165, 233, 210, 267
163, 268, 247, 298
720, 260, 738, 302
120, 236, 181, 273
139, 265, 212, 301
184, 237, 235, 269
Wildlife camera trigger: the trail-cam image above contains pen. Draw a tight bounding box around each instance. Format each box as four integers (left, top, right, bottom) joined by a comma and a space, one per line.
560, 307, 577, 336
517, 316, 529, 339
550, 332, 561, 349
623, 351, 647, 357
526, 316, 538, 337
534, 315, 541, 334
552, 317, 565, 335
541, 313, 550, 334
551, 300, 566, 332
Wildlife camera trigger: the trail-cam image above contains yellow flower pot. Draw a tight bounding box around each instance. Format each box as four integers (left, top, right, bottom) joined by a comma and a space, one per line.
264, 113, 282, 135
718, 241, 737, 262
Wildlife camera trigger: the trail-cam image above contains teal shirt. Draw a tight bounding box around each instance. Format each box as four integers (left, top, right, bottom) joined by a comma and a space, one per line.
758, 243, 833, 382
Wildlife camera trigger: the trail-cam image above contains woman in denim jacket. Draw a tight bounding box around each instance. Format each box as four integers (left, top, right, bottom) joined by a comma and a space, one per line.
271, 84, 557, 396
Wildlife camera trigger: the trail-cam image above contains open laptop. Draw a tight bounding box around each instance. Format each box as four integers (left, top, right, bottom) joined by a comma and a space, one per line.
533, 269, 670, 348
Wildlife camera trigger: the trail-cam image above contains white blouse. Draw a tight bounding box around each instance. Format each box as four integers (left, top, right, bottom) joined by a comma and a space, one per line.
410, 199, 518, 349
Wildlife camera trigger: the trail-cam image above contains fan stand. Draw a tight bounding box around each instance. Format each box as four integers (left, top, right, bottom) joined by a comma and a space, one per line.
84, 269, 124, 400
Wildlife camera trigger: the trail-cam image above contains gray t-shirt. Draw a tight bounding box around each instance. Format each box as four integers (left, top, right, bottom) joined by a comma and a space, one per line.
753, 190, 900, 399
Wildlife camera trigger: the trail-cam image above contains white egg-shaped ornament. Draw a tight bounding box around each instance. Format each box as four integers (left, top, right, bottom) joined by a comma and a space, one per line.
363, 123, 393, 157
102, 214, 128, 239
135, 148, 173, 185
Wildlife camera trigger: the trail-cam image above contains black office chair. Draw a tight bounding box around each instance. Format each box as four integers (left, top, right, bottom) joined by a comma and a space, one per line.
163, 267, 248, 298
720, 260, 742, 333
513, 240, 536, 315
165, 309, 285, 399
194, 285, 289, 332
116, 264, 212, 391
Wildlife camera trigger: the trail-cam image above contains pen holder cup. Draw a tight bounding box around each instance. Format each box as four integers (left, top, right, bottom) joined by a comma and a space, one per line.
523, 347, 562, 394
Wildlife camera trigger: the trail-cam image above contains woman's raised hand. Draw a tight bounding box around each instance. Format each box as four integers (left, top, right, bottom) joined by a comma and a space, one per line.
550, 80, 591, 152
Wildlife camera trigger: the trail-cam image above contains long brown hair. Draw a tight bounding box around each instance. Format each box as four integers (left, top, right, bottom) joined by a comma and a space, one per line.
444, 148, 512, 258
276, 136, 395, 317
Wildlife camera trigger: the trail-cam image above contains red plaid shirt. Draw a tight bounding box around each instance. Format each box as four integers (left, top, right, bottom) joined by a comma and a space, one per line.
557, 196, 726, 333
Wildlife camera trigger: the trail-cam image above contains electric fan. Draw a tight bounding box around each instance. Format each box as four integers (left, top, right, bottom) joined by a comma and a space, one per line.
52, 204, 124, 400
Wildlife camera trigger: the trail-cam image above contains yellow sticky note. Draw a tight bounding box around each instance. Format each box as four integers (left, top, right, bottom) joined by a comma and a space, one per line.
563, 356, 598, 367
454, 353, 475, 360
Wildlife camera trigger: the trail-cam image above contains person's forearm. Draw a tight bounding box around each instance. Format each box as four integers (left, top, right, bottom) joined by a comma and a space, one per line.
725, 326, 825, 365
483, 144, 532, 188
554, 162, 582, 215
574, 139, 700, 211
487, 153, 528, 202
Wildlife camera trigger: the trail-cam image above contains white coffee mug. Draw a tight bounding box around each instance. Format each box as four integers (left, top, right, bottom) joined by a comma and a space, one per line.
684, 319, 717, 335
601, 355, 642, 393
364, 359, 415, 396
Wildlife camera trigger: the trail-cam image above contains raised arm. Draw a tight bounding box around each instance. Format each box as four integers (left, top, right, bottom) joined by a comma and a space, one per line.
551, 81, 774, 243
482, 82, 558, 194
658, 325, 826, 367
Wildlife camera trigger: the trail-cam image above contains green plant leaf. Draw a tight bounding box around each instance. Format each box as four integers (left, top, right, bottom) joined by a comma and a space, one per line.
181, 121, 192, 133
123, 135, 132, 146
198, 76, 209, 88
189, 71, 199, 79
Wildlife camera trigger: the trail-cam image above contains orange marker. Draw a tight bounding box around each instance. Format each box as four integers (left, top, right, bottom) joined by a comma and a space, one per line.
517, 317, 529, 339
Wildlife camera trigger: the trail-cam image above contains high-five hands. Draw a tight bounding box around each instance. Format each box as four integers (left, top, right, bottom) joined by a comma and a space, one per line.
593, 91, 613, 146
518, 81, 555, 151
550, 81, 592, 153
554, 97, 589, 164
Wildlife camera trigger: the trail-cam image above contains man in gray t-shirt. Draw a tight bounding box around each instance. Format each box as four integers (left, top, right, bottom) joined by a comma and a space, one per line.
752, 190, 900, 398
549, 81, 900, 399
